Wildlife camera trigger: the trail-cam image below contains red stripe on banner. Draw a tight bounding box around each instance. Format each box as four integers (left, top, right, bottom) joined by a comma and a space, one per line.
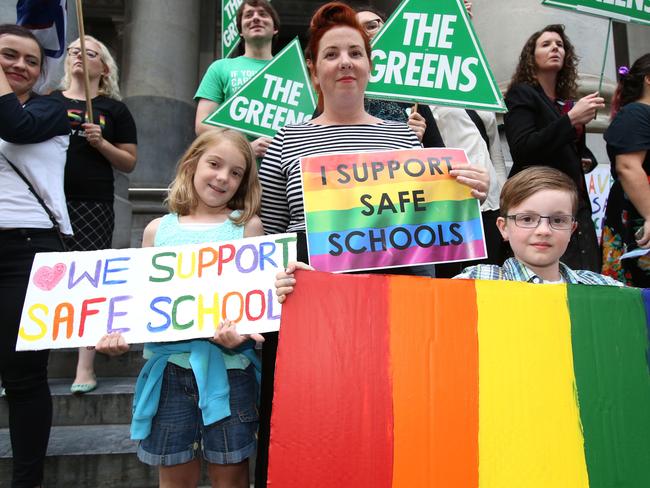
268, 271, 394, 488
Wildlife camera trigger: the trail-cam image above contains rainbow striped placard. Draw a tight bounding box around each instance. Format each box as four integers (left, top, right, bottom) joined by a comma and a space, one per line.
268, 272, 650, 487
301, 148, 486, 272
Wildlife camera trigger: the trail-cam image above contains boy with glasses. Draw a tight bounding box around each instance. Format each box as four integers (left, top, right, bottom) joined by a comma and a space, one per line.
454, 166, 623, 284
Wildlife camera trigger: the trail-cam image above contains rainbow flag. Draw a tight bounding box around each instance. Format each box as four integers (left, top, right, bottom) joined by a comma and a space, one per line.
268, 272, 650, 487
301, 148, 486, 272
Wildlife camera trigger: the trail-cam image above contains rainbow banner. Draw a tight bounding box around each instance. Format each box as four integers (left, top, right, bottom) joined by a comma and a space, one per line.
301, 148, 486, 272
268, 272, 650, 487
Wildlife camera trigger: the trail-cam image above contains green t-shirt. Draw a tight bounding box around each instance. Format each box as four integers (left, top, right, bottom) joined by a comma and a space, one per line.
194, 56, 270, 104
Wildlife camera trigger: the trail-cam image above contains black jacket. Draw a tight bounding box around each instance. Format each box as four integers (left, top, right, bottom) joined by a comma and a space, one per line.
504, 83, 601, 271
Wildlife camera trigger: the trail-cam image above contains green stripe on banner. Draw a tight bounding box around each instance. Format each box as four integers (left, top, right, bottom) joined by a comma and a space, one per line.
568, 285, 650, 487
306, 199, 481, 233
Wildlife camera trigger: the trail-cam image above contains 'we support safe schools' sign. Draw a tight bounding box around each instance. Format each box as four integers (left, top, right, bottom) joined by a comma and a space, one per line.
17, 234, 297, 351
301, 148, 486, 273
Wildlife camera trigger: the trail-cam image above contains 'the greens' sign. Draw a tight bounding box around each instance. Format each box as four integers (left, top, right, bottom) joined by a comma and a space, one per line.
543, 0, 650, 26
204, 38, 316, 138
222, 0, 243, 59
366, 0, 505, 112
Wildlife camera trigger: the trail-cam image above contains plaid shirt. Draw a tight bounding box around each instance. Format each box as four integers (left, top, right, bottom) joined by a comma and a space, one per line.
454, 258, 624, 286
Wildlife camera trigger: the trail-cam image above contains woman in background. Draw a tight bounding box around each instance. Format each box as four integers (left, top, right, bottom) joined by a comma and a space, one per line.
601, 54, 650, 287
0, 24, 70, 487
504, 24, 604, 271
54, 35, 137, 394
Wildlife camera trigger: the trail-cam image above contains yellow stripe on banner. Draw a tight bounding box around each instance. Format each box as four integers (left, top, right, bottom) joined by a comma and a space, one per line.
475, 280, 590, 488
303, 179, 471, 213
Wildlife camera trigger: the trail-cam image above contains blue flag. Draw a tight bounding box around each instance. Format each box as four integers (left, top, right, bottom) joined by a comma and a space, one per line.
16, 0, 68, 94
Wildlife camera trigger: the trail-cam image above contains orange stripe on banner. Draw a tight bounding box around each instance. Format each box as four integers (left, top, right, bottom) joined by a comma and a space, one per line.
388, 277, 479, 487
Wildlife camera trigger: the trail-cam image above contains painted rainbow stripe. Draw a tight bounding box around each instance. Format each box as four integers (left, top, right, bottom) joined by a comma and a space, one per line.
301, 148, 487, 272
269, 273, 650, 487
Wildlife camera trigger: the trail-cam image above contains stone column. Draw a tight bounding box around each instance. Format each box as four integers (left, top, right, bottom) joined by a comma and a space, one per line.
121, 0, 201, 187
120, 0, 201, 245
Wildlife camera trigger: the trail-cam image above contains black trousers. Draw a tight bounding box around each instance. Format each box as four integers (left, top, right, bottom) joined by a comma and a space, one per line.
0, 229, 62, 488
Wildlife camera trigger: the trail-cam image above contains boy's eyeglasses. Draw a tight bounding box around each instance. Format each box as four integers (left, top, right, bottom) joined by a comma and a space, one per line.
362, 19, 383, 34
67, 47, 99, 59
506, 213, 575, 230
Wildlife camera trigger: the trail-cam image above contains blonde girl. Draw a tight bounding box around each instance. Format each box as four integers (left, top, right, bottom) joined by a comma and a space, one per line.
99, 129, 263, 488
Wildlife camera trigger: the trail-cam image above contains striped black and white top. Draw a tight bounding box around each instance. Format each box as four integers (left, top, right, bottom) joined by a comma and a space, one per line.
259, 121, 421, 234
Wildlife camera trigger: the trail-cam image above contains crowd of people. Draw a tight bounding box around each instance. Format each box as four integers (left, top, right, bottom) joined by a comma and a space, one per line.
1, 0, 648, 486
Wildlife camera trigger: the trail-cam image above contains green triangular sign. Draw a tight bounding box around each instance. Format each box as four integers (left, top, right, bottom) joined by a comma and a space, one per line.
204, 38, 317, 138
221, 0, 242, 59
542, 0, 650, 26
366, 0, 505, 111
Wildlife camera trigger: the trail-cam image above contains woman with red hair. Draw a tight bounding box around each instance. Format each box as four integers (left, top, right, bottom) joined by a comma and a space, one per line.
255, 3, 489, 485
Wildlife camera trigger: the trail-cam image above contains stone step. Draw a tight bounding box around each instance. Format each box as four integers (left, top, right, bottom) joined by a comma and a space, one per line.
0, 424, 256, 487
0, 424, 158, 487
0, 377, 134, 428
47, 345, 145, 379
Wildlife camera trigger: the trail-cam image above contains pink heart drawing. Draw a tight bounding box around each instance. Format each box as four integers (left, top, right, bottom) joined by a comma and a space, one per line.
33, 263, 67, 291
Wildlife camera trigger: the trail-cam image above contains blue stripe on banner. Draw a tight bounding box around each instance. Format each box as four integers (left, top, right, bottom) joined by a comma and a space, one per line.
641, 288, 650, 368
307, 218, 485, 256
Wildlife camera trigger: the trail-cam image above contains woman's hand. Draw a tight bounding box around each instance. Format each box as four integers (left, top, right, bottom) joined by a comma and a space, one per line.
211, 319, 264, 349
251, 137, 273, 158
275, 261, 314, 304
464, 1, 473, 18
82, 122, 104, 148
450, 162, 490, 203
407, 111, 426, 142
581, 157, 596, 173
636, 220, 650, 249
95, 332, 129, 356
567, 92, 605, 126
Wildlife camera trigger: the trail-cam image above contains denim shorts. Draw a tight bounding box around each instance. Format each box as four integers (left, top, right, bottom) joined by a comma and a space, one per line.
137, 363, 258, 466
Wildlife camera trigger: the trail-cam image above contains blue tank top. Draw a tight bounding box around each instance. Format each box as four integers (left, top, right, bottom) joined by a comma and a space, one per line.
154, 211, 244, 246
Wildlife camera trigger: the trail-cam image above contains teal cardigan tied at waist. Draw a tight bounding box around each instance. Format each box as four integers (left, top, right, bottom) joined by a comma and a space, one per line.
131, 340, 260, 440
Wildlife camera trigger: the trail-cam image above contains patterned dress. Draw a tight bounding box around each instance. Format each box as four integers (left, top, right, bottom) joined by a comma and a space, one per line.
601, 102, 650, 287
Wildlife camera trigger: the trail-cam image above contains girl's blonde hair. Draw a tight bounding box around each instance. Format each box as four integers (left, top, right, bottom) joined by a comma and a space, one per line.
166, 129, 261, 226
60, 35, 122, 100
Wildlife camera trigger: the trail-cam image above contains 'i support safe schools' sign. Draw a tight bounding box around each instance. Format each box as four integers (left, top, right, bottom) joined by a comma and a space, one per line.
301, 148, 487, 273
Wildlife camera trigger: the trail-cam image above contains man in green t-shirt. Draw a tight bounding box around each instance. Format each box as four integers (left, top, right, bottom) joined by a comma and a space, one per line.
195, 0, 280, 158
